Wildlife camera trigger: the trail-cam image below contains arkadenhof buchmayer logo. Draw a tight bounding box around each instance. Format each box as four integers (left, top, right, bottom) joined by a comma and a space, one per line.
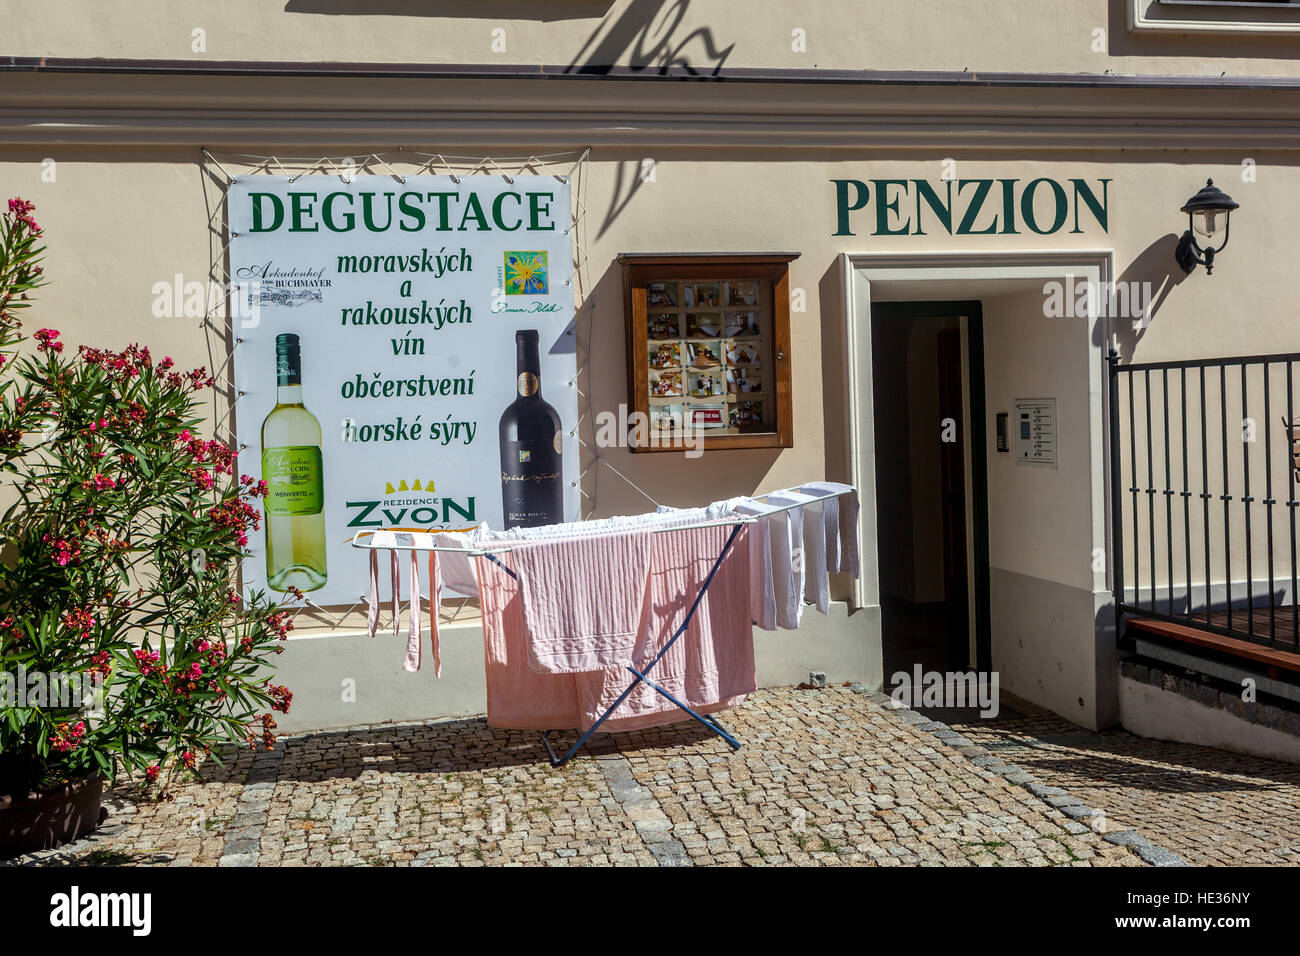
504, 251, 548, 295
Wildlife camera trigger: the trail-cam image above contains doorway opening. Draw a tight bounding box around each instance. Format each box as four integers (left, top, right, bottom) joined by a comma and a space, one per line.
870, 301, 991, 677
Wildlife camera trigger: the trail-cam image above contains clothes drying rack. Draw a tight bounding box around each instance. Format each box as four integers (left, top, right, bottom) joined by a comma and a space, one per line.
350, 486, 853, 767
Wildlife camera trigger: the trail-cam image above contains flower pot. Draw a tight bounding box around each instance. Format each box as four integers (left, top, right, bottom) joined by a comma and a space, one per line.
0, 775, 103, 857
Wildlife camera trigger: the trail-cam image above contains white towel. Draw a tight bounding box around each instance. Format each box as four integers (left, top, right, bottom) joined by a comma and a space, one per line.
482, 506, 711, 541
770, 489, 829, 615
801, 497, 830, 614
797, 481, 861, 578
718, 496, 778, 630
432, 529, 482, 597
764, 490, 812, 628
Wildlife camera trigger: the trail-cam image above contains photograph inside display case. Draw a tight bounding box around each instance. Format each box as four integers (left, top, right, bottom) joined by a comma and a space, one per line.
644, 278, 775, 436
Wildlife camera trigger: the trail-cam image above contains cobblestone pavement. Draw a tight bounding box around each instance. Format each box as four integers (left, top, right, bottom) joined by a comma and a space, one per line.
7, 686, 1155, 867
940, 694, 1300, 866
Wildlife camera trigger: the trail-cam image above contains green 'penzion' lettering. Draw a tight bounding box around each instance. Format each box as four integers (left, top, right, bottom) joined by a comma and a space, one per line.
831, 177, 1110, 237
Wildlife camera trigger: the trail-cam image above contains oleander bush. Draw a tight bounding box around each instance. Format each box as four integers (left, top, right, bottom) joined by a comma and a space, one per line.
0, 198, 295, 796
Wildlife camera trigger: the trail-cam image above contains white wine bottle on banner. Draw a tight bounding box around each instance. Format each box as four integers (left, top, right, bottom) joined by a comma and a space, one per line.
261, 332, 328, 592
499, 329, 564, 529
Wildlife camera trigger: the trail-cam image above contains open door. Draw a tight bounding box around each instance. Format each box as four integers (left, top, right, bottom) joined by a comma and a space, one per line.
871, 302, 991, 676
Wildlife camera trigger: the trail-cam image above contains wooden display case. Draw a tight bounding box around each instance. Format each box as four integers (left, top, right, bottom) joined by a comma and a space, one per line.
618, 253, 798, 452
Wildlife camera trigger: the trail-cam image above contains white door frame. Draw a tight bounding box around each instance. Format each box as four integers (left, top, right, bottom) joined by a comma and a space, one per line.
838, 249, 1116, 613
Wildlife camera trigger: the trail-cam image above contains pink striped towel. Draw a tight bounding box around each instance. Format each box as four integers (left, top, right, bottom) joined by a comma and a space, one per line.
477, 522, 755, 732
511, 530, 654, 674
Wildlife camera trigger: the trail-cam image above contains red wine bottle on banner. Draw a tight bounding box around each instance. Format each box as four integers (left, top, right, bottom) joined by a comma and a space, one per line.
499, 329, 564, 529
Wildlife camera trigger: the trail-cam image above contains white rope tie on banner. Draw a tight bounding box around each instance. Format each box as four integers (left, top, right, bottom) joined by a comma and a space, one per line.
302, 596, 363, 628
199, 147, 234, 181
482, 157, 514, 184
369, 153, 406, 184
598, 458, 662, 510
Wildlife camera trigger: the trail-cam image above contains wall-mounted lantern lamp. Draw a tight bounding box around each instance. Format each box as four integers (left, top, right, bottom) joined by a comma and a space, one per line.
1175, 179, 1239, 276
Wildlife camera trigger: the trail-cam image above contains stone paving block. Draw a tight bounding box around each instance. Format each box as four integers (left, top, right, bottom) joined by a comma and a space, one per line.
12, 686, 1281, 868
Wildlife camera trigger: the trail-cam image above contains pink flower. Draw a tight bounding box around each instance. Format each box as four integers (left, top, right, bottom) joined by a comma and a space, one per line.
33, 329, 62, 353
88, 651, 112, 677
41, 533, 82, 567
62, 606, 96, 639
7, 197, 41, 235
190, 467, 214, 491
133, 648, 161, 676
49, 720, 86, 753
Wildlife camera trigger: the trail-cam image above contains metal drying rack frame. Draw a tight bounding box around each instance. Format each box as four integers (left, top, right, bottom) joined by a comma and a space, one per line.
349, 487, 853, 766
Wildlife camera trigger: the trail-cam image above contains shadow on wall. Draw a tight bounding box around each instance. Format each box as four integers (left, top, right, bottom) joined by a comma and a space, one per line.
595, 159, 653, 242
817, 260, 852, 484
283, 0, 614, 21
282, 0, 739, 80
565, 0, 734, 75
1099, 231, 1189, 362
583, 4, 737, 238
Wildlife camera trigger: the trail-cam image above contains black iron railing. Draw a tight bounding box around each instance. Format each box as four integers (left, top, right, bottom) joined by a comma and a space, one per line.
1109, 349, 1300, 654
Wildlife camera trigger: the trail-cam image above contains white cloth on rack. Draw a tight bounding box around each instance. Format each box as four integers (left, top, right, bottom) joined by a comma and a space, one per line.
395, 532, 440, 674
711, 495, 778, 630
366, 530, 396, 640
775, 489, 829, 615
428, 549, 443, 677
360, 485, 857, 686
797, 481, 861, 578
390, 547, 401, 639
431, 529, 483, 597
363, 530, 442, 677
405, 548, 421, 671
800, 495, 831, 614
481, 506, 711, 541
366, 549, 380, 639
432, 509, 711, 597
763, 490, 813, 628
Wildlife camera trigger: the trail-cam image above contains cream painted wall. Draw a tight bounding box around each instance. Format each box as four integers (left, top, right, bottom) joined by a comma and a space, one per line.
3, 148, 1297, 637
7, 0, 1300, 77
982, 287, 1095, 593
2, 154, 1293, 482
980, 287, 1108, 723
